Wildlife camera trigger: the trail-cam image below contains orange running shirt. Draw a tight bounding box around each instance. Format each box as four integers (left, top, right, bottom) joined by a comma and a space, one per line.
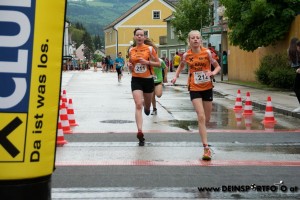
129, 44, 158, 78
183, 48, 215, 91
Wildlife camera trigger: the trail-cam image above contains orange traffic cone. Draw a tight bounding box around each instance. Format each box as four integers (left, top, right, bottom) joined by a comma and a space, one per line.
61, 89, 68, 105
56, 118, 67, 147
67, 98, 78, 126
234, 110, 243, 127
60, 103, 73, 134
244, 115, 253, 130
262, 96, 277, 124
264, 122, 275, 132
243, 92, 253, 116
233, 89, 243, 111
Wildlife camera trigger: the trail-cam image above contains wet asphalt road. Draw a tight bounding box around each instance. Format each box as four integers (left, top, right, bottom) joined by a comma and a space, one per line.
52, 69, 300, 199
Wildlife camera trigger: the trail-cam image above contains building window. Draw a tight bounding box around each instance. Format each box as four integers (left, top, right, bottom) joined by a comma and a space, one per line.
170, 26, 175, 39
153, 11, 160, 19
144, 30, 149, 38
160, 50, 167, 58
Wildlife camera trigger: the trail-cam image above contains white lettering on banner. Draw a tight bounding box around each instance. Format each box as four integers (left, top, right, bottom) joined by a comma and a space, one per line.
0, 0, 31, 7
0, 2, 31, 109
0, 50, 28, 73
0, 78, 27, 109
0, 11, 30, 47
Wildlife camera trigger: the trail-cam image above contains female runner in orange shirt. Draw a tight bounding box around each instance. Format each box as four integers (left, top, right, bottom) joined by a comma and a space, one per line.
128, 28, 161, 145
171, 30, 221, 160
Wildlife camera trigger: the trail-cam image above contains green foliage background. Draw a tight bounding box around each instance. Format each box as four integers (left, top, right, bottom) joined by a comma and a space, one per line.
219, 0, 300, 51
66, 0, 139, 36
255, 53, 295, 89
171, 0, 211, 43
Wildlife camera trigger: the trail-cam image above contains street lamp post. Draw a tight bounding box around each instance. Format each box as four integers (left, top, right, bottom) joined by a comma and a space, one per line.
217, 5, 225, 81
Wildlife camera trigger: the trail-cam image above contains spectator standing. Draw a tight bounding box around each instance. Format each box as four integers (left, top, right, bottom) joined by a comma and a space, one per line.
222, 51, 228, 75
172, 51, 181, 72
105, 56, 110, 72
288, 38, 300, 112
109, 56, 114, 72
208, 43, 219, 81
161, 56, 169, 83
101, 57, 106, 72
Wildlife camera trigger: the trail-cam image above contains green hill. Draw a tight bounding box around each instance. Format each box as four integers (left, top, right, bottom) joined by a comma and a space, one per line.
66, 0, 139, 36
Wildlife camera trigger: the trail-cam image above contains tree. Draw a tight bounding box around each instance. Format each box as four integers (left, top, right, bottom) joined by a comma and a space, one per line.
74, 22, 86, 31
69, 26, 85, 48
93, 53, 103, 62
82, 31, 94, 60
171, 0, 211, 43
93, 34, 102, 50
220, 0, 300, 51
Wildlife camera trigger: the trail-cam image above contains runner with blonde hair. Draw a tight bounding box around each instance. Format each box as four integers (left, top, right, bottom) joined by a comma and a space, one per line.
171, 30, 221, 160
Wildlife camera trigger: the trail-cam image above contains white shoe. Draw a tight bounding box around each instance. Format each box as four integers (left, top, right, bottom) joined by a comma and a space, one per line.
292, 106, 300, 113
151, 110, 157, 115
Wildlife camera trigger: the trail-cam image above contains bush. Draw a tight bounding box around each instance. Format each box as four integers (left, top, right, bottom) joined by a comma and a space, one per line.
269, 68, 295, 89
255, 64, 271, 85
255, 52, 295, 89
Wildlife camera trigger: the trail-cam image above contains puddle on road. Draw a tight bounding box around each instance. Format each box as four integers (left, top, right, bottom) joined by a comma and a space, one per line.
221, 145, 300, 154
160, 87, 296, 131
161, 102, 288, 131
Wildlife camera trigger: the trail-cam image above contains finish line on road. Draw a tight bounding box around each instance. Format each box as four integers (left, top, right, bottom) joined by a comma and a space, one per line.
55, 141, 300, 167
55, 160, 300, 167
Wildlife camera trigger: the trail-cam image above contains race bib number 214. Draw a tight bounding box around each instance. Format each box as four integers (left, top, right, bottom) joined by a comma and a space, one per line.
194, 71, 211, 84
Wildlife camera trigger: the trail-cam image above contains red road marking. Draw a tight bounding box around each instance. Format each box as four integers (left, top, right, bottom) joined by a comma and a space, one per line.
55, 160, 300, 167
70, 129, 300, 134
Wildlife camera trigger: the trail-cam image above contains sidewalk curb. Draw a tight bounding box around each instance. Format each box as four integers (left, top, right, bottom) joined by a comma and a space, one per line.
172, 82, 300, 120
215, 81, 300, 120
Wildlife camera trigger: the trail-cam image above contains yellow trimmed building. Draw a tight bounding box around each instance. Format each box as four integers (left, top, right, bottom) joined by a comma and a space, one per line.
103, 0, 177, 59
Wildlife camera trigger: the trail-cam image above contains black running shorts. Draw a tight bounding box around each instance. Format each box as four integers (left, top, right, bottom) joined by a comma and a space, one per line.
154, 82, 162, 86
189, 89, 213, 101
131, 77, 154, 93
116, 68, 122, 75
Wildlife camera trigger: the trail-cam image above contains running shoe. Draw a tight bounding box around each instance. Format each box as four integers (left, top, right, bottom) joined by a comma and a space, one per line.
202, 147, 212, 161
137, 131, 145, 145
144, 108, 150, 116
151, 108, 157, 115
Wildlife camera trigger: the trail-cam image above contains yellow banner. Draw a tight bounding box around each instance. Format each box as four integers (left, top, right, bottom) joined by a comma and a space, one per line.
0, 0, 66, 180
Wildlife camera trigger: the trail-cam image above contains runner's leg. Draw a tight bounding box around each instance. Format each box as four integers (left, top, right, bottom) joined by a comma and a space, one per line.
143, 92, 153, 115
132, 90, 144, 131
203, 101, 212, 123
191, 98, 208, 145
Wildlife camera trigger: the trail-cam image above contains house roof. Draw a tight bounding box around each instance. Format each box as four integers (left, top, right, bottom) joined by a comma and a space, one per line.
103, 0, 178, 30
163, 14, 175, 22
